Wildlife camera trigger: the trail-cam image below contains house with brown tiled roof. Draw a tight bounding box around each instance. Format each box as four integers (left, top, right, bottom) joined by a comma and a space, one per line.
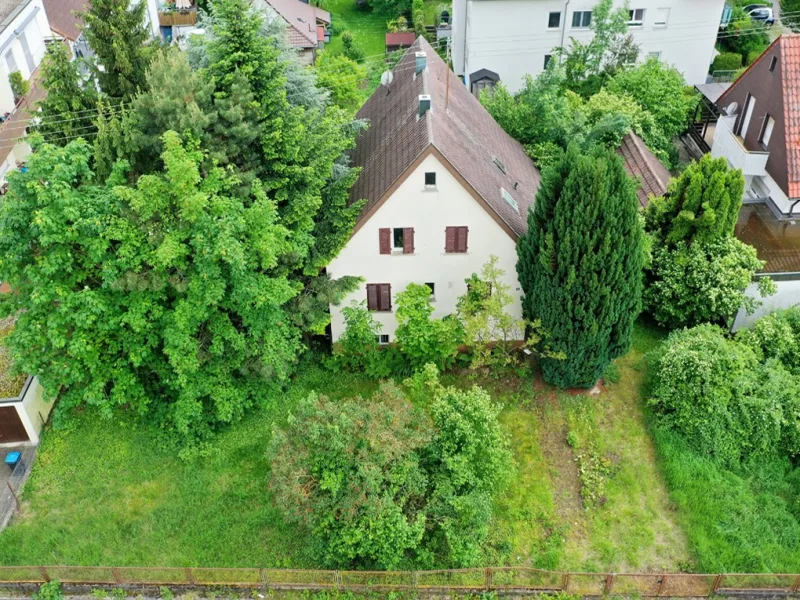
711, 34, 800, 219
326, 37, 541, 344
616, 132, 671, 207
253, 0, 329, 65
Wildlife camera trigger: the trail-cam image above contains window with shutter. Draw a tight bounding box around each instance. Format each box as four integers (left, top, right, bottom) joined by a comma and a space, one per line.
379, 228, 391, 254
445, 227, 468, 253
445, 227, 456, 252
403, 227, 415, 254
366, 284, 379, 310
379, 284, 392, 311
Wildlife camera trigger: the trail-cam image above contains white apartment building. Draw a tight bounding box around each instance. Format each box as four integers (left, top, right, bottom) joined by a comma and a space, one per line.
452, 0, 727, 93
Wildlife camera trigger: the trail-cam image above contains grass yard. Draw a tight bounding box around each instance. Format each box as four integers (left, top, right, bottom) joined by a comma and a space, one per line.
0, 322, 692, 572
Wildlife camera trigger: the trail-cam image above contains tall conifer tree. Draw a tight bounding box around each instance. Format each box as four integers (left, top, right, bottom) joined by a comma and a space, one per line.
517, 145, 645, 388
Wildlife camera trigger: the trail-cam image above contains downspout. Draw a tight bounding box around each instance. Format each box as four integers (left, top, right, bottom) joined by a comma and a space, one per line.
559, 0, 571, 51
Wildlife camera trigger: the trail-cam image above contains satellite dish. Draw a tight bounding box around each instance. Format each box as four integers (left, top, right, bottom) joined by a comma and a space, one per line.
380, 70, 394, 87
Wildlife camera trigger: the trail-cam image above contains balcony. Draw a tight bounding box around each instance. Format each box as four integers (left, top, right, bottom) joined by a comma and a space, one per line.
158, 1, 198, 27
711, 116, 770, 176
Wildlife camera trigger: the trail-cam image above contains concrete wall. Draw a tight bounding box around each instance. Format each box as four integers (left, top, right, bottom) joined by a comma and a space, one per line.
731, 278, 800, 331
327, 153, 524, 342
454, 0, 725, 91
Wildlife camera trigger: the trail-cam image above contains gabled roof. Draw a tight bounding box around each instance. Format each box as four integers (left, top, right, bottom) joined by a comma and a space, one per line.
350, 37, 541, 239
257, 0, 329, 48
42, 0, 86, 41
616, 132, 671, 207
385, 32, 416, 47
718, 34, 800, 198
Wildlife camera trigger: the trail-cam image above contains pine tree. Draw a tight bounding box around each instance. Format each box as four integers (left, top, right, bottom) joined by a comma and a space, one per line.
644, 154, 745, 245
517, 145, 645, 388
79, 0, 151, 99
35, 42, 98, 146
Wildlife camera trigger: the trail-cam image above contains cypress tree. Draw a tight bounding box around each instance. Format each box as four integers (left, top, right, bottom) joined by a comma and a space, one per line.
79, 0, 152, 99
35, 43, 98, 146
644, 153, 745, 245
517, 145, 645, 388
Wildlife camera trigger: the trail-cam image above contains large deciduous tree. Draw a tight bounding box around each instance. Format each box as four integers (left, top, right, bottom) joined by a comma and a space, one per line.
517, 145, 644, 388
79, 0, 152, 99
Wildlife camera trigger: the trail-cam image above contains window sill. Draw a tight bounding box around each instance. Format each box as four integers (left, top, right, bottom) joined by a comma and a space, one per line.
422, 186, 438, 192
653, 23, 667, 28
391, 250, 414, 255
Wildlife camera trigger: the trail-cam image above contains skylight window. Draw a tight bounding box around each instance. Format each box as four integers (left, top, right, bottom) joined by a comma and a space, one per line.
501, 187, 518, 212
493, 156, 507, 174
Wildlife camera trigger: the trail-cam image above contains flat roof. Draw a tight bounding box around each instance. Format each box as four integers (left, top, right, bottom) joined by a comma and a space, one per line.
695, 82, 732, 105
736, 203, 800, 273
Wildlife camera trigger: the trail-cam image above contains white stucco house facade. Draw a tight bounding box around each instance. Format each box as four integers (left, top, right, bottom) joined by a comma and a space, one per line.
327, 38, 542, 343
452, 0, 727, 94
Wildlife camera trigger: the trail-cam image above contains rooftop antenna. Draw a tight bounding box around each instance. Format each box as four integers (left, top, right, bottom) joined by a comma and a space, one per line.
380, 70, 393, 95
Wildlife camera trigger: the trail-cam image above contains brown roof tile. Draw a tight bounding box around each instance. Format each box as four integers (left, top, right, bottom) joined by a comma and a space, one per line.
42, 0, 86, 41
781, 35, 800, 198
351, 37, 541, 238
385, 32, 416, 47
257, 0, 325, 48
616, 132, 671, 207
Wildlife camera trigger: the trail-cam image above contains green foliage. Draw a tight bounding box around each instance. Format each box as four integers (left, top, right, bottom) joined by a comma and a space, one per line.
556, 0, 639, 96
159, 587, 174, 600
79, 0, 152, 99
645, 154, 745, 246
648, 324, 800, 465
784, 0, 800, 31
736, 306, 800, 374
341, 30, 366, 63
719, 7, 771, 61
8, 71, 29, 100
412, 0, 425, 35
331, 301, 392, 377
269, 366, 513, 568
33, 581, 62, 600
366, 0, 411, 17
314, 52, 367, 111
644, 238, 773, 329
516, 145, 645, 388
607, 58, 698, 153
396, 284, 463, 371
712, 52, 744, 73
35, 42, 98, 146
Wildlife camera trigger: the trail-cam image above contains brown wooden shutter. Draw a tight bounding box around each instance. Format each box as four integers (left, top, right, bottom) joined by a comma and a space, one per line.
366, 284, 378, 310
403, 227, 414, 254
445, 227, 456, 253
379, 284, 392, 311
457, 227, 469, 253
379, 228, 391, 254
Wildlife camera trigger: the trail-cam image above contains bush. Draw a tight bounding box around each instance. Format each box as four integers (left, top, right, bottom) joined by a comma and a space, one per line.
396, 283, 463, 370
340, 30, 366, 63
648, 325, 800, 465
268, 366, 513, 568
8, 71, 29, 100
736, 307, 800, 374
33, 581, 62, 600
644, 237, 775, 328
712, 52, 743, 73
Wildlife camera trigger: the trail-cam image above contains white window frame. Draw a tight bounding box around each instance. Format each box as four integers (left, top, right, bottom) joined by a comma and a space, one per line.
760, 115, 775, 148
647, 51, 662, 60
740, 95, 756, 139
547, 11, 561, 29
653, 7, 670, 27
376, 334, 390, 345
571, 10, 592, 29
627, 8, 645, 27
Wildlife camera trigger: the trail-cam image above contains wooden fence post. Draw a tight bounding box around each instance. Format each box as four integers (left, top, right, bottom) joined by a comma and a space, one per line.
260, 568, 268, 592
561, 573, 570, 593
334, 570, 341, 590
38, 567, 49, 583
656, 575, 668, 597
604, 574, 614, 594
484, 568, 492, 590
111, 568, 122, 585
185, 567, 195, 585
712, 574, 723, 593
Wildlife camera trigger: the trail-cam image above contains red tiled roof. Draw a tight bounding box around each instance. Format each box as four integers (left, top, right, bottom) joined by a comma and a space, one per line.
258, 0, 322, 48
616, 132, 671, 207
385, 32, 416, 47
351, 37, 541, 239
42, 0, 87, 41
781, 35, 800, 198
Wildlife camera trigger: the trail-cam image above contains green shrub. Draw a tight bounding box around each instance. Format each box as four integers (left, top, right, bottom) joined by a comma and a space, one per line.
340, 30, 365, 63
736, 307, 800, 374
33, 581, 63, 600
648, 325, 800, 464
396, 283, 463, 370
711, 52, 743, 73
268, 366, 513, 568
8, 71, 29, 100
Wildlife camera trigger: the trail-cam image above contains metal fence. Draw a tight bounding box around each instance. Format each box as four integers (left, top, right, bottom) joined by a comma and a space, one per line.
0, 566, 799, 596
0, 445, 37, 531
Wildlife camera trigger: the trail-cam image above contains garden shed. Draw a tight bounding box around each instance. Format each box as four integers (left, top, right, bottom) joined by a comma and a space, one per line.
0, 377, 49, 444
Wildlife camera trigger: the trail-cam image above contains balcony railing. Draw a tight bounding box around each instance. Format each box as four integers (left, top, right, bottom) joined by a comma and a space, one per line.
711, 116, 769, 176
158, 2, 198, 27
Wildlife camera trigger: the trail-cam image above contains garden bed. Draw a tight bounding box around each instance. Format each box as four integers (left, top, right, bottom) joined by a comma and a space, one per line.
0, 317, 26, 399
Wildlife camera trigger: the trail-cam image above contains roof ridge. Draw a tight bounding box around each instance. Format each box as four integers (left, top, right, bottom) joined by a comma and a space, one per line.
630, 132, 669, 192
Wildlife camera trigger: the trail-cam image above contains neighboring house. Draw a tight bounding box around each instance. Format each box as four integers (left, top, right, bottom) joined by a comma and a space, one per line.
42, 0, 87, 56
452, 0, 727, 93
616, 131, 671, 207
156, 0, 200, 43
711, 35, 800, 219
386, 31, 415, 52
731, 203, 800, 330
327, 37, 541, 343
0, 0, 53, 185
253, 0, 330, 64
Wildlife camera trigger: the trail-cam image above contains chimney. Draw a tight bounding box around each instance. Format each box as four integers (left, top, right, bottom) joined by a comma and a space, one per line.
415, 51, 427, 75
418, 94, 431, 118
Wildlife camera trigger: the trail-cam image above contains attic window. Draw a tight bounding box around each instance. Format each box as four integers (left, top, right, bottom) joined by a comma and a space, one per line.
769, 56, 778, 72
492, 156, 507, 174
501, 187, 519, 212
